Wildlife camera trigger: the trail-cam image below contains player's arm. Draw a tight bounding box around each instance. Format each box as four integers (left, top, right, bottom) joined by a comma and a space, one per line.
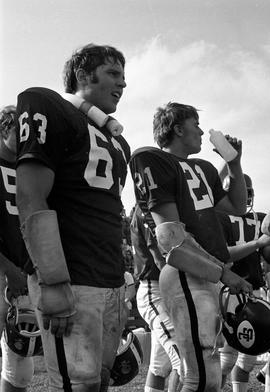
16, 161, 76, 337
151, 202, 253, 295
227, 234, 270, 263
148, 245, 166, 271
0, 251, 27, 297
215, 141, 247, 216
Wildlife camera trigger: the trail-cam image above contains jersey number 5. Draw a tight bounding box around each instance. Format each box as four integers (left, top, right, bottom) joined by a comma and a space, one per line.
0, 167, 18, 215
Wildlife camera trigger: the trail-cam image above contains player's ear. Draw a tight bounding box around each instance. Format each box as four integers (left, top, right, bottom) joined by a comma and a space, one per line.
174, 124, 183, 137
75, 68, 89, 84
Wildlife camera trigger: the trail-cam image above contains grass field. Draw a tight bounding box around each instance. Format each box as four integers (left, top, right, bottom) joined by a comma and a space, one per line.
29, 356, 266, 392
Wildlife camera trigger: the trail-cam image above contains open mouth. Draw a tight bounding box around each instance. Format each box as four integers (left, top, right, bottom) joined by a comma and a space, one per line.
112, 92, 121, 99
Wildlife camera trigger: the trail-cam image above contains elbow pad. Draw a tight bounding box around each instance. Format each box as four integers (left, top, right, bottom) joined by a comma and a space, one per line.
155, 221, 186, 253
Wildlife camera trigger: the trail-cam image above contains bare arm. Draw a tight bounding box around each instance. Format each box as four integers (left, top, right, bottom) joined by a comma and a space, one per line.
0, 253, 27, 297
16, 162, 55, 223
148, 244, 166, 271
216, 141, 247, 216
228, 234, 270, 263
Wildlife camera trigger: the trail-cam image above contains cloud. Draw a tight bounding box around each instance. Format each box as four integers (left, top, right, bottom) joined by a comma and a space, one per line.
118, 38, 270, 214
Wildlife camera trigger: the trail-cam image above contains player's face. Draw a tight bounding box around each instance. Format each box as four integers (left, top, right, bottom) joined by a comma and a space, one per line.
84, 58, 126, 114
180, 117, 203, 155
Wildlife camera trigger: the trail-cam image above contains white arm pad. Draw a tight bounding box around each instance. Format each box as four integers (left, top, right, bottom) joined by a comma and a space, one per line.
262, 212, 270, 236
21, 210, 71, 285
62, 93, 108, 126
155, 221, 223, 283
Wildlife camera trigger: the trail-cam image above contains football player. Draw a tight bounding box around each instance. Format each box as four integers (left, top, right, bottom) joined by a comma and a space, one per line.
0, 105, 36, 392
129, 102, 252, 392
130, 203, 181, 392
217, 173, 270, 392
15, 44, 130, 392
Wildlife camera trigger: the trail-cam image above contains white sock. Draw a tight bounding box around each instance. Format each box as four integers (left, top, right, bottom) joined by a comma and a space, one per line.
145, 387, 163, 392
231, 381, 248, 392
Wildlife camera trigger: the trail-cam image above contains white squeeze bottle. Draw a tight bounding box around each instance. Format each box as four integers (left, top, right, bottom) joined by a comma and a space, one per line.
209, 129, 238, 162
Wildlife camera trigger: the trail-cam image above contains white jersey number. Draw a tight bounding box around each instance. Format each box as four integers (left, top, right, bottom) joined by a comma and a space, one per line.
229, 215, 260, 245
134, 166, 158, 196
179, 162, 214, 210
0, 167, 18, 215
19, 112, 47, 144
84, 124, 127, 195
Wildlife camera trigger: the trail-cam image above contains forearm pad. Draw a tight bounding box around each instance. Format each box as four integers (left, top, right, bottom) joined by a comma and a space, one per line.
155, 221, 223, 283
21, 210, 71, 285
262, 212, 270, 236
166, 237, 223, 283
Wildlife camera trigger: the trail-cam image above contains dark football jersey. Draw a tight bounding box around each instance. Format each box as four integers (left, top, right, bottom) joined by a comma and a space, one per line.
0, 158, 29, 269
130, 204, 161, 281
130, 147, 229, 262
217, 210, 266, 289
16, 87, 131, 287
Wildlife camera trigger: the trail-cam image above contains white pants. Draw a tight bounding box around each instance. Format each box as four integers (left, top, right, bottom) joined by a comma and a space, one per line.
28, 273, 126, 391
159, 265, 223, 392
137, 280, 181, 377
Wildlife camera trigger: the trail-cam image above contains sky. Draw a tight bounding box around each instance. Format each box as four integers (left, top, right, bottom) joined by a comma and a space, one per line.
1, 0, 270, 215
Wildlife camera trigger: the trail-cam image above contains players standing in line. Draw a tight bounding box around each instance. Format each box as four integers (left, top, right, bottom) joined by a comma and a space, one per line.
217, 173, 270, 392
129, 102, 253, 392
15, 44, 130, 392
130, 203, 181, 392
0, 105, 35, 392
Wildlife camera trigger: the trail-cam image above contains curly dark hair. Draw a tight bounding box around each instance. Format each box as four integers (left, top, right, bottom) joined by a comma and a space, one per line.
0, 105, 16, 135
63, 43, 125, 93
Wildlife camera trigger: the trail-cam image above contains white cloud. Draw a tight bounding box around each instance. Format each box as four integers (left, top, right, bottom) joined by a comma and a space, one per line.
118, 38, 270, 214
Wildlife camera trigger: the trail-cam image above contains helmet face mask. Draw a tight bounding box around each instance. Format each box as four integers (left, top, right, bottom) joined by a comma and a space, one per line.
244, 174, 254, 210
110, 330, 143, 386
220, 287, 270, 355
4, 304, 43, 357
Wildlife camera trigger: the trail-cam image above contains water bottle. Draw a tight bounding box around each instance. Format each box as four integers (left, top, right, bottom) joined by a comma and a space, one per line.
209, 129, 238, 162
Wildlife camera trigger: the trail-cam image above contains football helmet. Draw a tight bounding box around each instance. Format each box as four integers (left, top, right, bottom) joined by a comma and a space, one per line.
4, 290, 43, 357
219, 286, 270, 355
110, 330, 143, 386
244, 174, 254, 210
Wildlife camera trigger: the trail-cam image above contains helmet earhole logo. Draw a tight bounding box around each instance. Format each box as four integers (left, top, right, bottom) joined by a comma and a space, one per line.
237, 320, 255, 348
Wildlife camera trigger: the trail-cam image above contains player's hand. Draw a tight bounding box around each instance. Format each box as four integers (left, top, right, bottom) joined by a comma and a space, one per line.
220, 267, 253, 295
212, 134, 242, 161
225, 134, 242, 162
6, 269, 28, 299
257, 234, 270, 249
38, 282, 76, 337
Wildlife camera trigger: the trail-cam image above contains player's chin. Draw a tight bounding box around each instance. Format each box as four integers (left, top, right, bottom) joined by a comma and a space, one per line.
191, 145, 201, 154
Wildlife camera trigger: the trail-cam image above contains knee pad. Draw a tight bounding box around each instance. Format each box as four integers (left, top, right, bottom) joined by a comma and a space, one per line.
152, 311, 181, 373
235, 352, 257, 373
219, 345, 238, 376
